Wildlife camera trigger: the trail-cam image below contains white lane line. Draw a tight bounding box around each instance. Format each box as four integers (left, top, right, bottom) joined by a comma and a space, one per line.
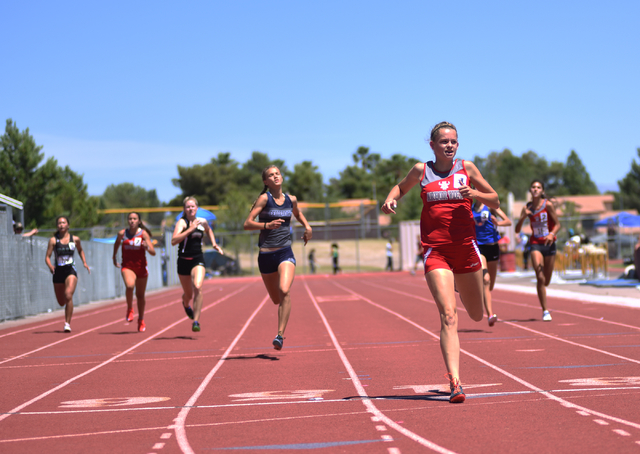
0, 289, 185, 339
493, 283, 640, 309
0, 295, 182, 365
173, 295, 269, 454
304, 281, 457, 454
10, 385, 640, 416
491, 296, 640, 332
0, 285, 251, 423
152, 442, 165, 449
0, 284, 243, 365
501, 321, 640, 365
364, 279, 640, 365
614, 429, 630, 436
369, 278, 640, 332
0, 408, 376, 444
160, 433, 172, 439
332, 280, 640, 432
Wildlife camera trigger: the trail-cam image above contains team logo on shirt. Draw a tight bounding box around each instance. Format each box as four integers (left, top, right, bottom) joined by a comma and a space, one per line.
453, 173, 467, 188
439, 181, 450, 190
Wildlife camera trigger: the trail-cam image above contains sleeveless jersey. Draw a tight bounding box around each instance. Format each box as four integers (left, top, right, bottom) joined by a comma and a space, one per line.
528, 199, 556, 245
178, 217, 205, 258
54, 233, 76, 267
258, 192, 293, 248
122, 228, 147, 268
419, 159, 475, 247
473, 204, 500, 245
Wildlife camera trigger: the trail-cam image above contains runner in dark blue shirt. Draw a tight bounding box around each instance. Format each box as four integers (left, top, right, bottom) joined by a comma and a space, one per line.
244, 165, 312, 350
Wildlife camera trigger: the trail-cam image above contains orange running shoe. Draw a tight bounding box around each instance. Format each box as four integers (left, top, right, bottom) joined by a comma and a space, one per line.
445, 373, 465, 403
126, 308, 134, 322
138, 319, 146, 332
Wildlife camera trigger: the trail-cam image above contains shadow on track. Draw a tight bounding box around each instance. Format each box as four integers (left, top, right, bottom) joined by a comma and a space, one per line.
344, 392, 449, 402
99, 331, 140, 335
223, 354, 280, 361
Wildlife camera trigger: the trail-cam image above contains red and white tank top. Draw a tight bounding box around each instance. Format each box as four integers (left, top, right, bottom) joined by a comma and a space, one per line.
527, 199, 556, 245
419, 159, 475, 247
122, 228, 147, 267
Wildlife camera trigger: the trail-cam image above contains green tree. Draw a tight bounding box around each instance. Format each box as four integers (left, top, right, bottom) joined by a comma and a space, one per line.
170, 152, 241, 206
217, 189, 253, 268
616, 148, 640, 211
287, 161, 325, 202
352, 146, 380, 171
45, 166, 101, 229
170, 151, 288, 207
560, 150, 599, 195
100, 183, 162, 226
330, 165, 371, 199
237, 151, 288, 196
0, 119, 99, 229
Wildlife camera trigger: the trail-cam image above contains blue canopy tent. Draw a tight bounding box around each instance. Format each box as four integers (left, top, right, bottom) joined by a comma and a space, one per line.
174, 208, 217, 224
594, 212, 640, 259
93, 236, 118, 244
595, 212, 640, 228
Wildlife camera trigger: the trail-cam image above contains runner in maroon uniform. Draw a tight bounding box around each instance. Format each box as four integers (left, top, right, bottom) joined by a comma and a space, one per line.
113, 212, 156, 332
382, 121, 499, 403
515, 180, 561, 321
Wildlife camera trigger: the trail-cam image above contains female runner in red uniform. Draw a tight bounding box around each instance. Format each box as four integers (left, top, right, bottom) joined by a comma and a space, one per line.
382, 122, 499, 403
112, 212, 156, 332
45, 216, 91, 333
515, 180, 560, 321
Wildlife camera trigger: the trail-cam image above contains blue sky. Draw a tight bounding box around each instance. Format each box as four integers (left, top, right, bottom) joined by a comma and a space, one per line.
2, 1, 638, 203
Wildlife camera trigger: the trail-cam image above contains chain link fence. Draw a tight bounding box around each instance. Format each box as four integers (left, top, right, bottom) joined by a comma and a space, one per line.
0, 207, 163, 322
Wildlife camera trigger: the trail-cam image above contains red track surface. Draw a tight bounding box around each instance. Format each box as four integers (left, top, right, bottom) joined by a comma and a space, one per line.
1, 273, 640, 453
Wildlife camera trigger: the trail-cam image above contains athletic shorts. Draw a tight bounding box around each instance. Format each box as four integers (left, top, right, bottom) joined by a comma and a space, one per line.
530, 242, 557, 257
53, 265, 77, 284
422, 239, 482, 274
258, 247, 296, 274
122, 262, 149, 279
478, 243, 500, 262
177, 254, 205, 276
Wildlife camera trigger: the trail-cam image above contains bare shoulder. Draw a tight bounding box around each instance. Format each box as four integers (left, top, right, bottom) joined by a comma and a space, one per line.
463, 160, 480, 174
288, 193, 298, 204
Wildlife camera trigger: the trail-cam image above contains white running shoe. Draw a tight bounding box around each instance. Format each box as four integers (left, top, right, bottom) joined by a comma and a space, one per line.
488, 314, 498, 327
542, 310, 552, 322
64, 322, 71, 332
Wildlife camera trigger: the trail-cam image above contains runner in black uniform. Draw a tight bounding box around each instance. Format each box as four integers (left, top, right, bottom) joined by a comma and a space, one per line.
171, 196, 223, 332
244, 165, 312, 350
44, 216, 90, 332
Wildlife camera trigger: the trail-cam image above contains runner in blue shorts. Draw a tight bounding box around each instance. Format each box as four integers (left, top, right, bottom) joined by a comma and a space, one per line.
244, 165, 312, 350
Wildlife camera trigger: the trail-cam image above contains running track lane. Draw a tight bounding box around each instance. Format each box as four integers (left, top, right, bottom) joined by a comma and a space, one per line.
1, 273, 639, 453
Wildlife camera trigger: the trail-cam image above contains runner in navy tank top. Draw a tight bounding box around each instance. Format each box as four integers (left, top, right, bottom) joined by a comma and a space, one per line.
45, 216, 90, 333
472, 201, 512, 326
381, 122, 500, 403
244, 165, 312, 351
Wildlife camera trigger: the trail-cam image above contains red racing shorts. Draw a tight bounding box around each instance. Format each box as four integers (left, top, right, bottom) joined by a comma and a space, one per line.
122, 262, 149, 279
422, 238, 482, 274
